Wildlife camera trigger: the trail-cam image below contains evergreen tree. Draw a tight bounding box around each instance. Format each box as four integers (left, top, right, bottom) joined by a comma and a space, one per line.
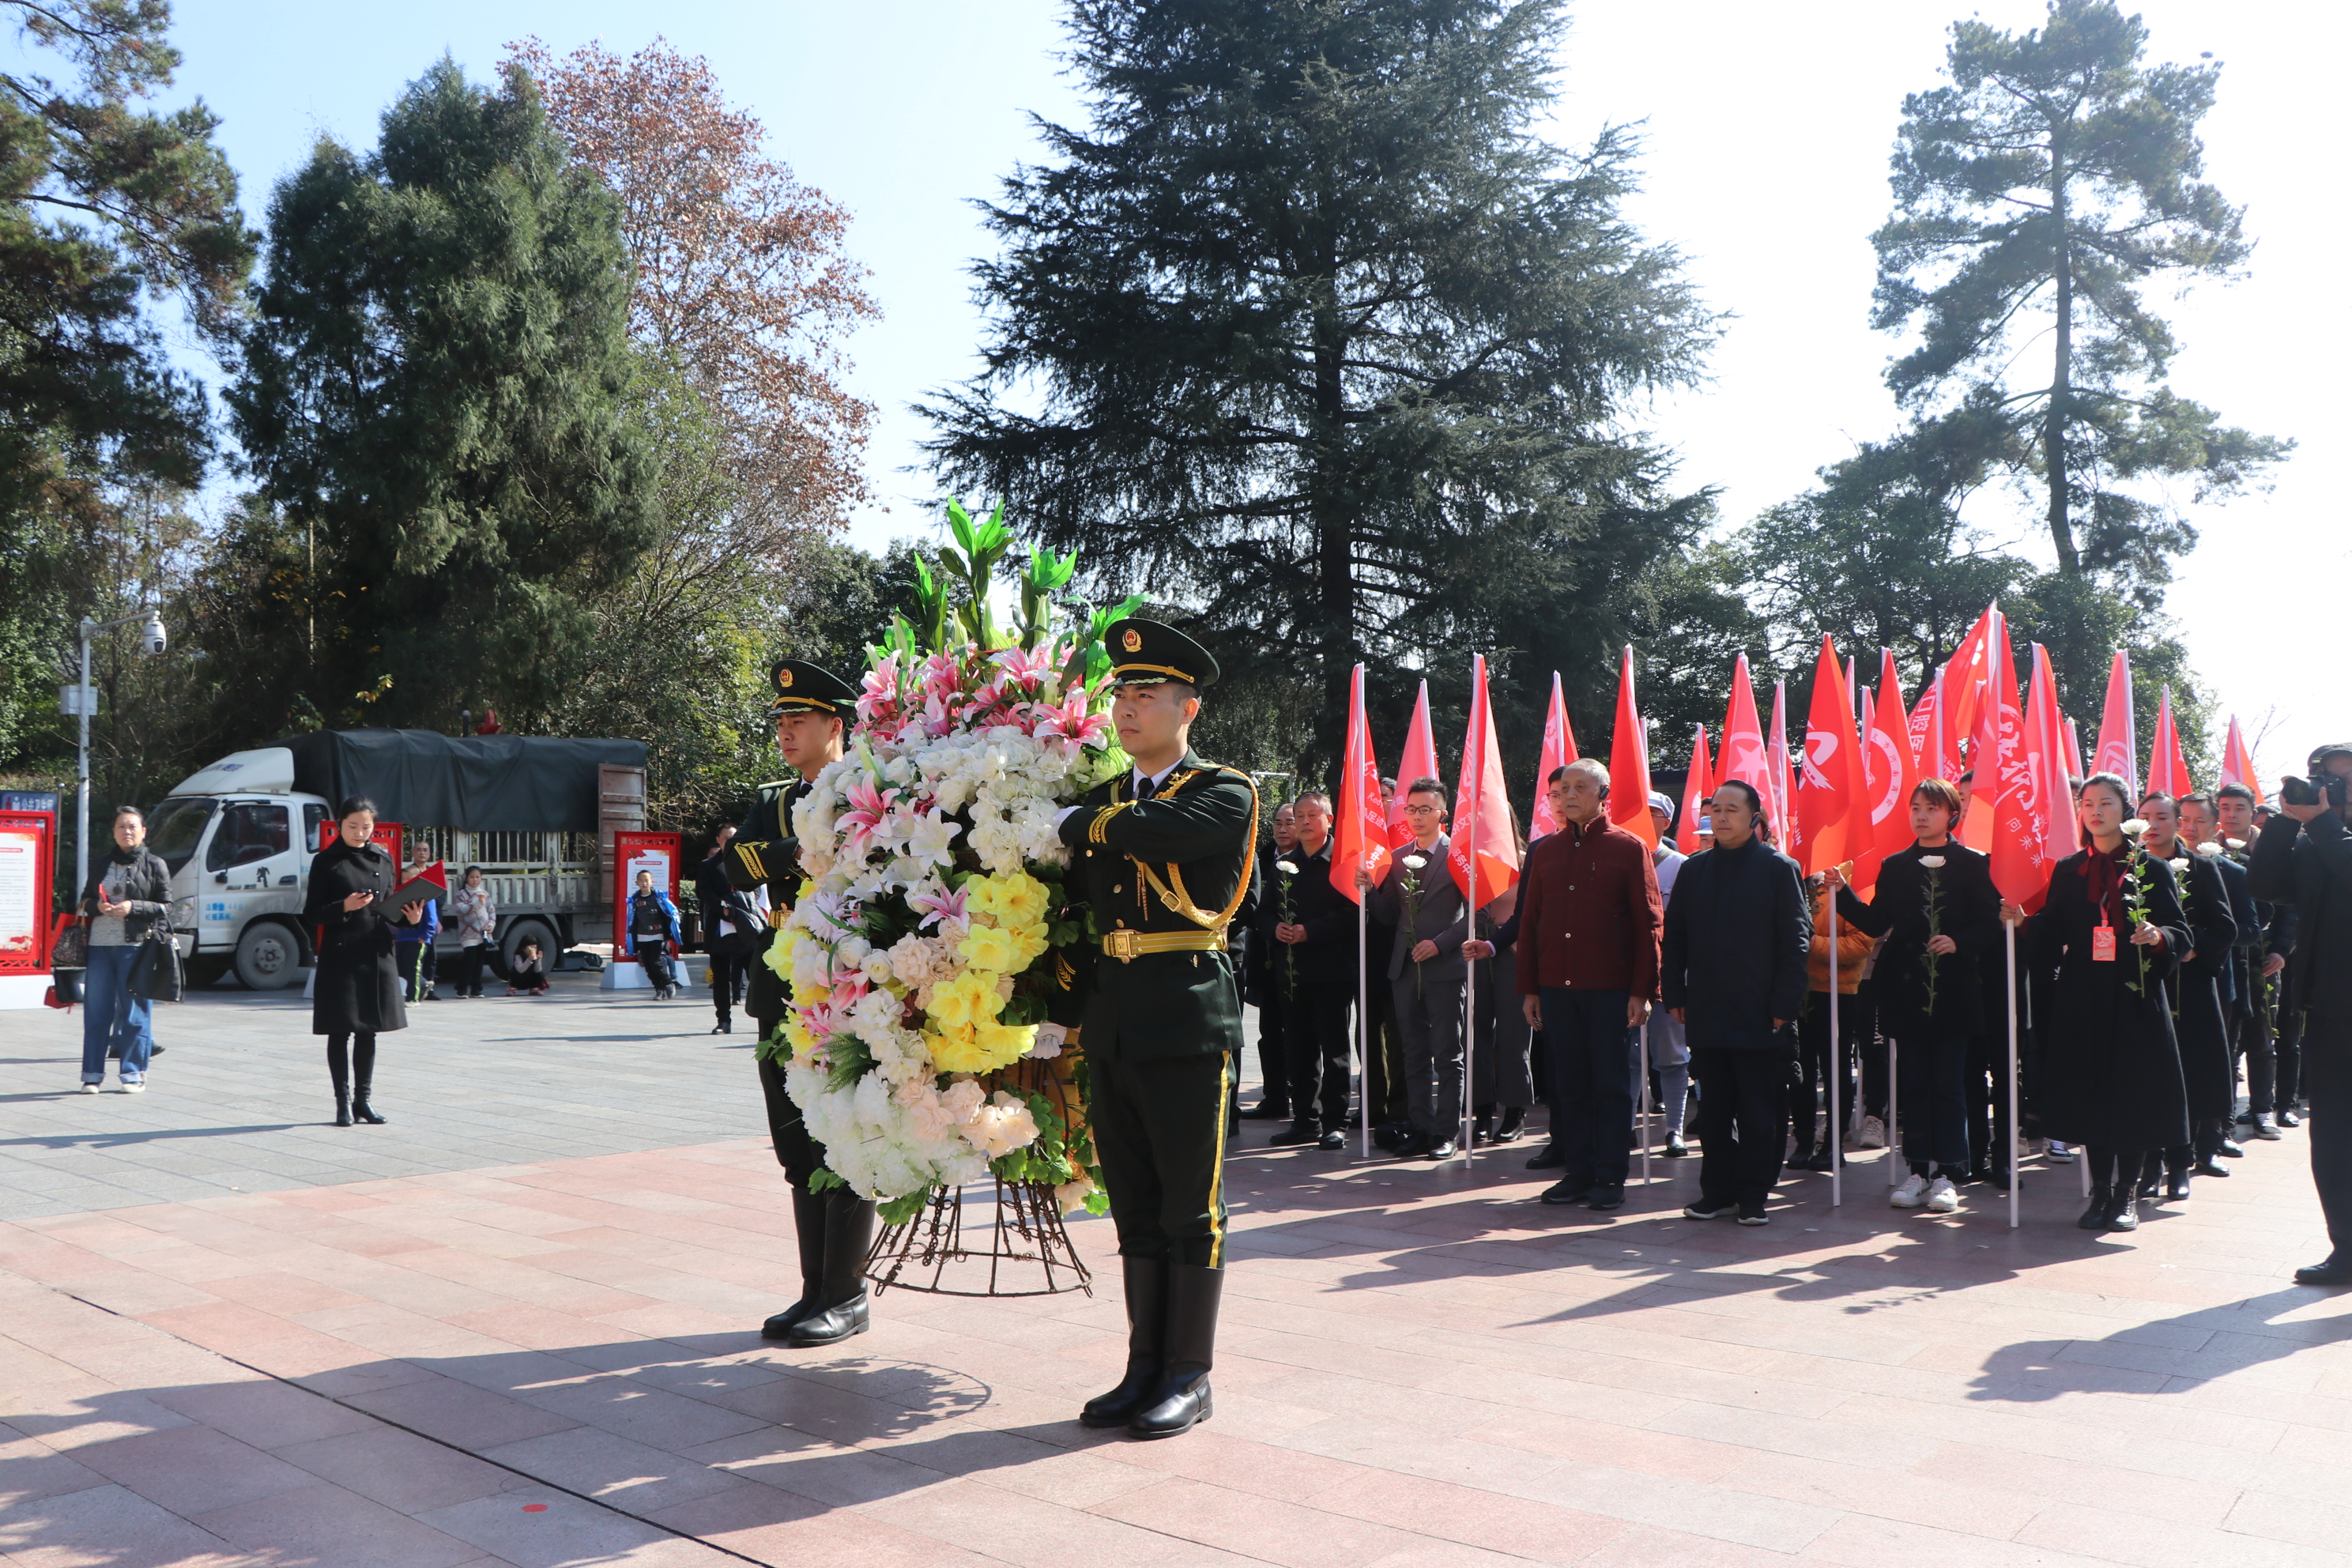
923, 0, 1714, 775
1873, 0, 2286, 590
227, 58, 655, 732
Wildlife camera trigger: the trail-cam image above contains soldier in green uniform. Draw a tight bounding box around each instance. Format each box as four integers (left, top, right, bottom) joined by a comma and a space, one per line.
722, 658, 880, 1348
1060, 619, 1260, 1439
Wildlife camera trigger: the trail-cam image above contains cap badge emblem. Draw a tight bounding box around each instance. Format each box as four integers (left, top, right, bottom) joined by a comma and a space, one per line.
1121, 629, 1143, 652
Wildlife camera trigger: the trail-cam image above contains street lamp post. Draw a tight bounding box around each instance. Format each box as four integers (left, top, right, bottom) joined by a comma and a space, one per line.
71, 611, 167, 903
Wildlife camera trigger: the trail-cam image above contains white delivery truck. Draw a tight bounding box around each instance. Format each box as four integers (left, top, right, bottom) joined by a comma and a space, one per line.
148, 729, 647, 989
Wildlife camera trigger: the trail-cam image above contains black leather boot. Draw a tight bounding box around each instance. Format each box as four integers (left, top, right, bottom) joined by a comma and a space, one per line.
782, 1190, 876, 1348
350, 1036, 386, 1124
334, 1094, 353, 1128
2106, 1188, 2140, 1231
1128, 1263, 1222, 1438
327, 1042, 352, 1126
763, 1186, 829, 1339
2077, 1185, 2112, 1230
1080, 1256, 1167, 1428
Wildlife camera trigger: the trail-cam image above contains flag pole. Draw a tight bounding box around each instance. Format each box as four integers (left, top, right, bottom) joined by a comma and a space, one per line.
1358, 889, 1370, 1163
2007, 922, 2021, 1229
1638, 1023, 1652, 1185
1830, 898, 1842, 1208
1888, 1037, 1902, 1189
1461, 772, 1478, 1170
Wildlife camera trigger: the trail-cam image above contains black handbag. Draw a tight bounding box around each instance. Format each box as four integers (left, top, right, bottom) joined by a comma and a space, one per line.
130, 933, 185, 1003
51, 920, 89, 971
710, 891, 766, 957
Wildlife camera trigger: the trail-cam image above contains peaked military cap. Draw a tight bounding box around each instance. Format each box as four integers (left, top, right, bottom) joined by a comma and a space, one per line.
767, 658, 858, 717
1106, 617, 1219, 690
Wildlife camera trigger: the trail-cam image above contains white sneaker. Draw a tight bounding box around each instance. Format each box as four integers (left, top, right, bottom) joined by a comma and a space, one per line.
1853, 1116, 1887, 1151
77, 1082, 99, 1095
1891, 1172, 1930, 1208
120, 1081, 145, 1093
1925, 1176, 1959, 1213
2047, 1140, 2075, 1164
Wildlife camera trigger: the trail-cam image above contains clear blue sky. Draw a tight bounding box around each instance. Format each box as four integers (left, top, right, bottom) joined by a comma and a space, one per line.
46, 0, 2344, 778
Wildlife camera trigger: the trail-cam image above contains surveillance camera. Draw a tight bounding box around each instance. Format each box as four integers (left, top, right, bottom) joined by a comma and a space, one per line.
140, 616, 166, 656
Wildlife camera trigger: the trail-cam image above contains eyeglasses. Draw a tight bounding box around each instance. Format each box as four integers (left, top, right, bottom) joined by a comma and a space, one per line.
1402, 804, 1442, 816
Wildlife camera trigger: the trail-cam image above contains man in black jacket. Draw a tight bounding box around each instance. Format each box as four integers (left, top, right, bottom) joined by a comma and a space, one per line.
2247, 742, 2352, 1287
1660, 780, 1811, 1226
1260, 792, 1359, 1150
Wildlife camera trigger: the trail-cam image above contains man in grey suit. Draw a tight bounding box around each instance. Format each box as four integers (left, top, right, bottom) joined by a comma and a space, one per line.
1359, 778, 1471, 1159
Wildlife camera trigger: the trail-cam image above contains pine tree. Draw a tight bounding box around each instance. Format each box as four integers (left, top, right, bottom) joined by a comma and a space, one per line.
923, 0, 1714, 772
227, 58, 655, 732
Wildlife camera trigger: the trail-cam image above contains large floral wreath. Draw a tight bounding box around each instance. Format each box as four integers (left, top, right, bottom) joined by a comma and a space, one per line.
759, 507, 1136, 1224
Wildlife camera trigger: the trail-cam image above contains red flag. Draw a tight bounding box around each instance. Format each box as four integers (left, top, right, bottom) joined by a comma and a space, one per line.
1676, 725, 1713, 855
1717, 655, 1775, 831
2221, 715, 2263, 806
1859, 650, 1918, 896
1944, 605, 1997, 742
2024, 644, 2079, 859
1449, 654, 1522, 908
1527, 672, 1579, 842
1331, 665, 1391, 903
1793, 637, 1863, 876
1767, 680, 1794, 851
1606, 646, 1658, 848
2065, 716, 2087, 785
1984, 626, 2050, 908
1387, 681, 1438, 851
2093, 651, 2139, 796
2147, 686, 2192, 799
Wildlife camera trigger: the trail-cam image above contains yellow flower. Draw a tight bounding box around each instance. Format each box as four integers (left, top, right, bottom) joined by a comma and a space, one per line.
971, 870, 1049, 927
958, 922, 1023, 974
764, 924, 797, 980
926, 969, 997, 1031
974, 1019, 1035, 1066
782, 1014, 817, 1058
928, 1024, 994, 1075
1002, 917, 1050, 968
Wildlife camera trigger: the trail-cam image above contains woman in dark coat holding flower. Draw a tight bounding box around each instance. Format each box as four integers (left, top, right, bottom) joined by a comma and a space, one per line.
2011, 774, 2192, 1232
304, 796, 407, 1126
1827, 778, 2001, 1215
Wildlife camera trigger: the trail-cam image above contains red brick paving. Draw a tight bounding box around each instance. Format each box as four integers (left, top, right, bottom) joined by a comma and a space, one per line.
0, 1130, 2347, 1566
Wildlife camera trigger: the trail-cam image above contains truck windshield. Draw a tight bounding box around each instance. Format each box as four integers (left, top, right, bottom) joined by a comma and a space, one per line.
145, 797, 217, 874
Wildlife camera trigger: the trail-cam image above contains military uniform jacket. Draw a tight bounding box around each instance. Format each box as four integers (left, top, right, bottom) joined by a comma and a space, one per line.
1058, 752, 1260, 1063
723, 778, 810, 1022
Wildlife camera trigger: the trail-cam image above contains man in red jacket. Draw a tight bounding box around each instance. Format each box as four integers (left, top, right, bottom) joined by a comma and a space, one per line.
1516, 759, 1664, 1210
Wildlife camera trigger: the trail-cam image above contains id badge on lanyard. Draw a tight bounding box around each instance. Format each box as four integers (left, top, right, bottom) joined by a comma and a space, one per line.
2091, 917, 2117, 963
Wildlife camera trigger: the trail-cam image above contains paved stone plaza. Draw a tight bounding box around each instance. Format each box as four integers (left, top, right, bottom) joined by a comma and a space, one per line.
2, 982, 2349, 1566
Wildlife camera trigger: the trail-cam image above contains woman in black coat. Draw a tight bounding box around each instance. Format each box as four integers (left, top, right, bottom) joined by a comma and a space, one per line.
1827, 778, 2002, 1212
305, 796, 406, 1125
2013, 774, 2192, 1233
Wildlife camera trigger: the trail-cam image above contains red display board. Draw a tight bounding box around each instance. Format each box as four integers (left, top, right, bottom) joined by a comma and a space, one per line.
318, 817, 404, 867
612, 830, 681, 965
0, 808, 57, 974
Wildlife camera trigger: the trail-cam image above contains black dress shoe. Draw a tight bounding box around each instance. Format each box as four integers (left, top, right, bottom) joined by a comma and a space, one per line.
1424, 1139, 1457, 1160
2293, 1257, 2352, 1288
711, 1020, 732, 1035
1268, 1121, 1321, 1147
1526, 1144, 1566, 1170
1390, 1133, 1430, 1160
1540, 1178, 1593, 1205
2215, 1137, 2245, 1158
2279, 1109, 2302, 1129
1239, 1102, 1290, 1120
1317, 1130, 1346, 1150
2192, 1159, 2231, 1178
2162, 1171, 2192, 1200
2078, 1186, 2113, 1230
2105, 1192, 2140, 1231
2252, 1118, 2283, 1140
1491, 1108, 1526, 1143
1584, 1185, 1626, 1212
1662, 1133, 1689, 1158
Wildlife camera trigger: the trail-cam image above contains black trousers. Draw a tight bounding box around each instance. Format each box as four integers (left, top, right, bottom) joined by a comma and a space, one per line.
1965, 1031, 2014, 1173
1851, 982, 1888, 1120
1251, 982, 1287, 1114
1282, 981, 1355, 1132
2277, 1004, 2305, 1114
453, 941, 501, 996
2236, 995, 2275, 1118
1091, 1050, 1232, 1268
1899, 1032, 1973, 1170
709, 952, 744, 1020
1790, 990, 1856, 1155
1691, 1046, 1788, 1212
2307, 1014, 2351, 1263
1539, 987, 1636, 1188
1363, 983, 1407, 1126
756, 1043, 821, 1186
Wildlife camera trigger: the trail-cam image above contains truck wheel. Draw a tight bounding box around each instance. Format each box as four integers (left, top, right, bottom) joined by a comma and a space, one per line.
234, 922, 305, 990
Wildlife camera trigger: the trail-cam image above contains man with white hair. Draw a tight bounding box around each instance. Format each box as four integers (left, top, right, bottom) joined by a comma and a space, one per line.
1513, 759, 1664, 1211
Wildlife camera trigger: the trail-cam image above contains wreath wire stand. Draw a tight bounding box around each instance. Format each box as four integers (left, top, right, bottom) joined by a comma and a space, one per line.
861, 1054, 1095, 1298
863, 1177, 1092, 1298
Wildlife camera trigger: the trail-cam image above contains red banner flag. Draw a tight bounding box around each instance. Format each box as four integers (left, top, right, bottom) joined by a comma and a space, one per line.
2147, 686, 2192, 801
2092, 650, 2139, 797
1944, 605, 1997, 743
2221, 715, 2263, 807
2065, 716, 2087, 786
1794, 636, 1863, 876
1607, 646, 1658, 847
2024, 643, 2079, 860
1984, 625, 2050, 908
1768, 680, 1794, 852
1332, 664, 1390, 903
1717, 654, 1772, 812
1860, 651, 1919, 897
1387, 681, 1438, 851
1677, 726, 1713, 855
1449, 654, 1522, 909
1527, 672, 1579, 843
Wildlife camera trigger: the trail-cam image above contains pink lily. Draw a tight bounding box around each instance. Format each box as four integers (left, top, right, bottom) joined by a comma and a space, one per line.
1036, 686, 1111, 759
909, 884, 970, 932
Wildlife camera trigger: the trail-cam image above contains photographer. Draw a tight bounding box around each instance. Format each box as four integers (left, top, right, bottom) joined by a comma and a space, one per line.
2247, 742, 2352, 1287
